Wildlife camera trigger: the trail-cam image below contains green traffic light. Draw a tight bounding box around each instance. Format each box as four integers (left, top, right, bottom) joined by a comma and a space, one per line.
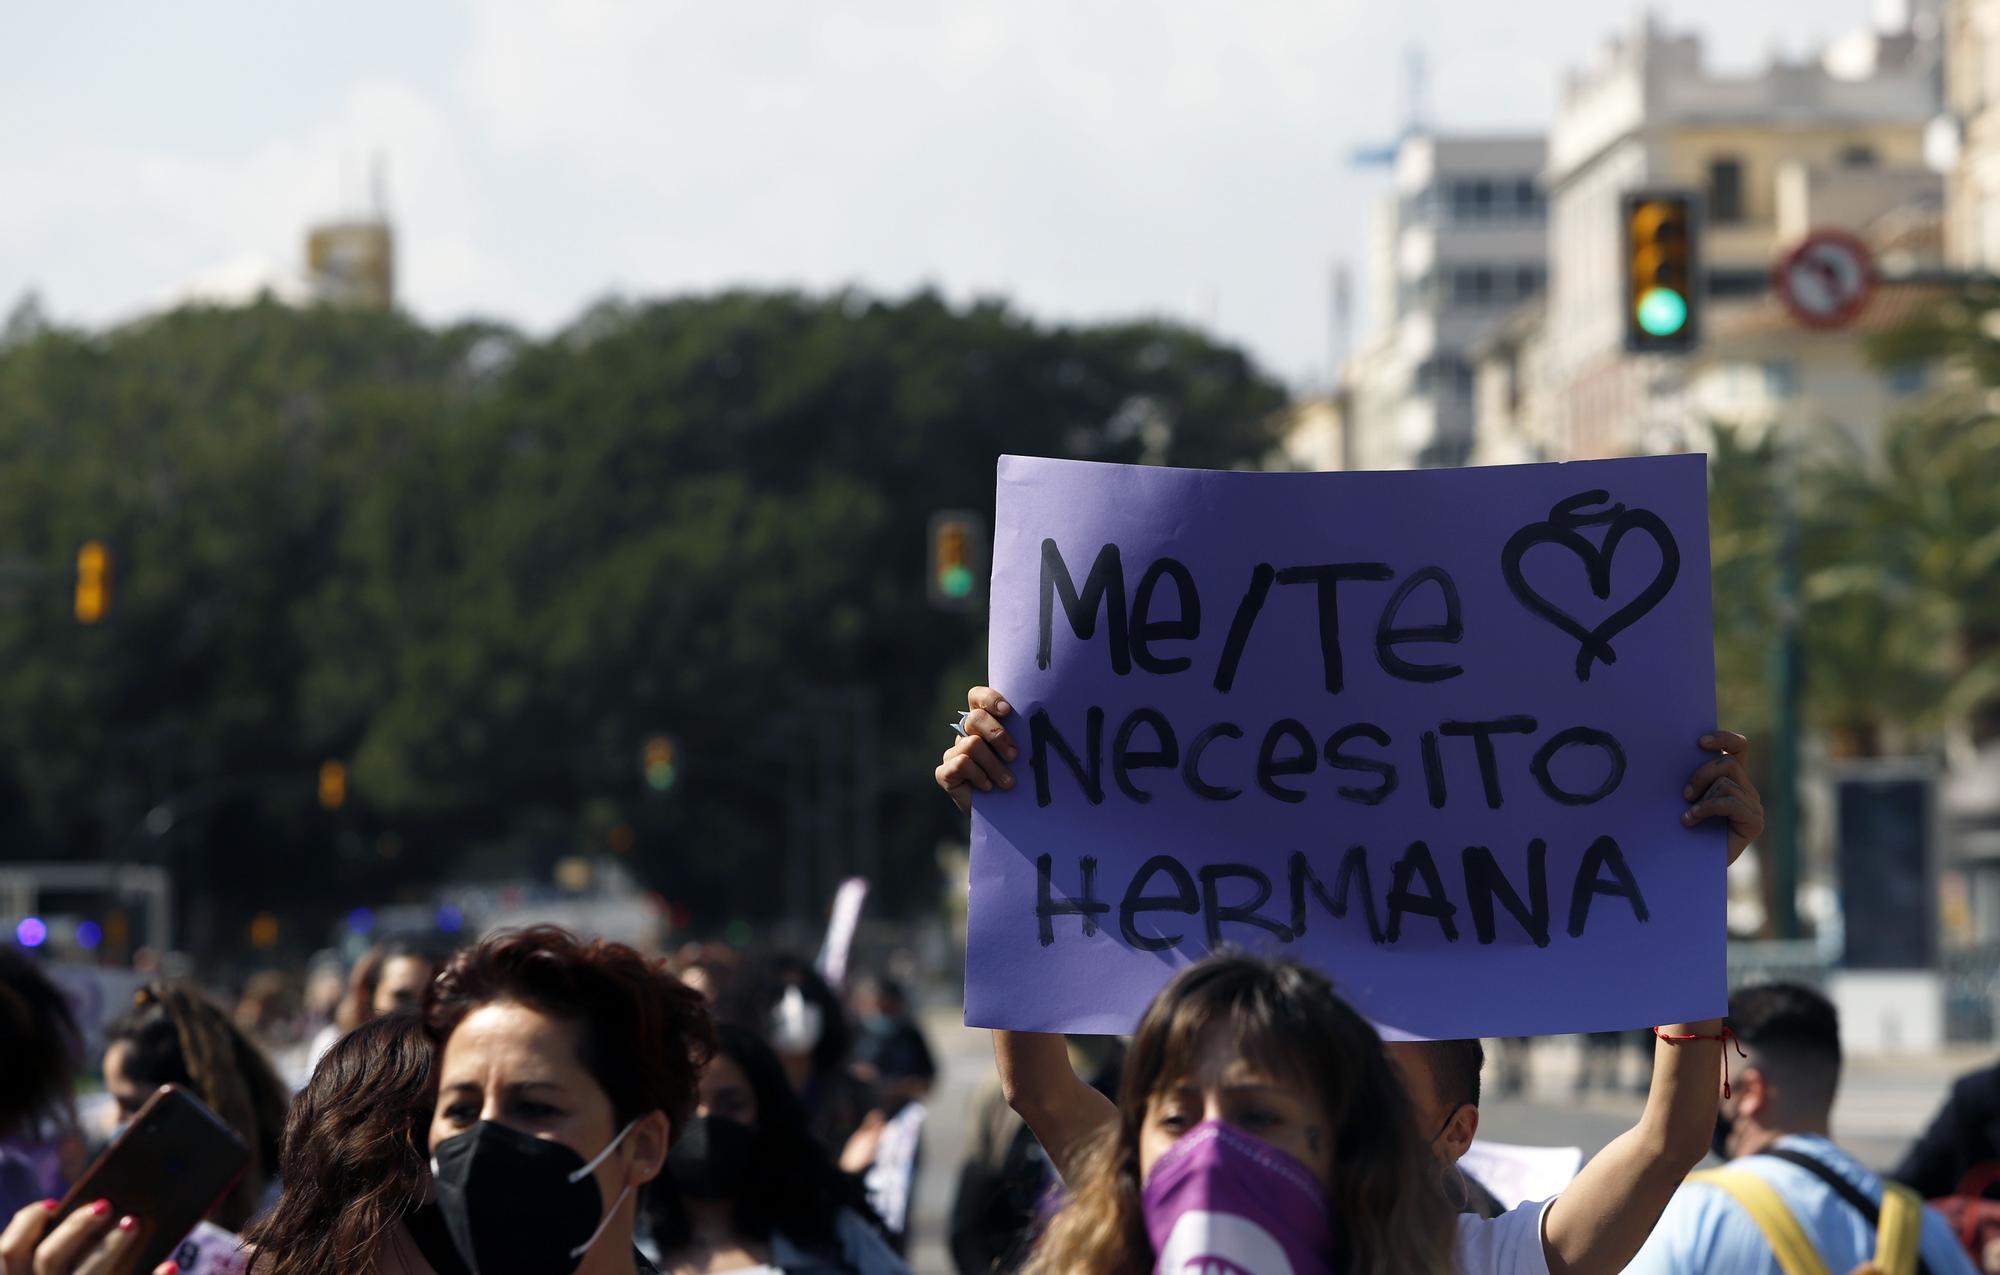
1636, 287, 1689, 337
940, 564, 975, 599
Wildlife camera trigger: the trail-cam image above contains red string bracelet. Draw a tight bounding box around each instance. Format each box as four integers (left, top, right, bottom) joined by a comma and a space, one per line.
1653, 1025, 1749, 1097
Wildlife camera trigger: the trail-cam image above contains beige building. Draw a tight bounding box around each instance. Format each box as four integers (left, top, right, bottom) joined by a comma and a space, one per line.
1541, 13, 1941, 460
1947, 0, 2000, 267
1269, 393, 1352, 472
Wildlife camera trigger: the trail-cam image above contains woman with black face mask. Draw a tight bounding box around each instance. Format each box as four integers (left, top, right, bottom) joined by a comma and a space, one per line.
425, 927, 716, 1275
652, 1027, 909, 1275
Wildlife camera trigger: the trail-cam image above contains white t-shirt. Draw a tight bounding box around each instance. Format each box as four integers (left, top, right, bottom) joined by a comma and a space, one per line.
1456, 1198, 1553, 1275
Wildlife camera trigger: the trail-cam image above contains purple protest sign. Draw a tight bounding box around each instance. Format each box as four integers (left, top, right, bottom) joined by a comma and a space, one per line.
966, 455, 1724, 1038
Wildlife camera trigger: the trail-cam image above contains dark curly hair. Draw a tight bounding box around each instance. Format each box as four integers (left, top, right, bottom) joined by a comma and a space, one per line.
0, 947, 82, 1140
243, 1014, 435, 1275
105, 982, 289, 1232
426, 926, 716, 1135
650, 1025, 874, 1257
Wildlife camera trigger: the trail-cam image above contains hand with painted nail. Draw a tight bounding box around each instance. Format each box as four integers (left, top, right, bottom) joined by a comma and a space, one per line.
0, 1198, 176, 1275
1679, 731, 1762, 866
935, 685, 1019, 816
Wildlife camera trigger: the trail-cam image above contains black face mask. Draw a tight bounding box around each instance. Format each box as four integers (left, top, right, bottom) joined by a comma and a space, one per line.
404, 1200, 473, 1275
666, 1115, 757, 1201
431, 1119, 635, 1275
1711, 1111, 1734, 1162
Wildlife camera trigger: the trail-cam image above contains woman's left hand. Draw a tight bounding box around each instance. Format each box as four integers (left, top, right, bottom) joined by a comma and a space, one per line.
1680, 731, 1763, 866
0, 1199, 178, 1275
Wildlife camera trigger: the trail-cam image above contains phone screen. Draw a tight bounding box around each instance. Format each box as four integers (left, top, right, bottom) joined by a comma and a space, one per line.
56, 1084, 252, 1272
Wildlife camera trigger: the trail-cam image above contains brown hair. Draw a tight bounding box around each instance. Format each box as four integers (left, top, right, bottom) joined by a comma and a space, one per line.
0, 947, 82, 1140
105, 982, 290, 1231
243, 1014, 434, 1275
1025, 955, 1458, 1275
427, 926, 716, 1135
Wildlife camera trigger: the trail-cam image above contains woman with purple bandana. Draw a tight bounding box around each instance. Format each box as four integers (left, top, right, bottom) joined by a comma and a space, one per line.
939, 685, 1765, 1275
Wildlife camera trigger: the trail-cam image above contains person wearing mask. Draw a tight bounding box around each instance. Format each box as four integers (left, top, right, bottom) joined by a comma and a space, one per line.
848, 979, 935, 1111
102, 983, 290, 1232
1383, 1039, 1507, 1219
244, 1013, 468, 1275
941, 685, 1766, 1275
652, 1025, 908, 1275
424, 925, 714, 1275
0, 949, 84, 1219
733, 958, 873, 1161
1020, 954, 1461, 1274
1625, 982, 1977, 1275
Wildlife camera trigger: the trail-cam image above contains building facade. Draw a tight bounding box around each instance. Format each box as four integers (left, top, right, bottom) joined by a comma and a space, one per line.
1344, 134, 1548, 469
1541, 14, 1940, 460
1947, 0, 2000, 268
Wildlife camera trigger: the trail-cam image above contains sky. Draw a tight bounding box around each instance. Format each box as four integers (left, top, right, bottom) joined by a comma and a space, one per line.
3, 0, 1878, 386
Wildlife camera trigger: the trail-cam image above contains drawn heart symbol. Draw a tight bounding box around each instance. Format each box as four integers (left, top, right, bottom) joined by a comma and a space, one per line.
1500, 489, 1681, 682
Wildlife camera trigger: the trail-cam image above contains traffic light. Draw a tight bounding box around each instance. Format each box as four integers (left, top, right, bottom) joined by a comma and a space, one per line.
928, 511, 984, 611
641, 735, 679, 793
1622, 190, 1702, 353
74, 541, 112, 625
318, 759, 348, 811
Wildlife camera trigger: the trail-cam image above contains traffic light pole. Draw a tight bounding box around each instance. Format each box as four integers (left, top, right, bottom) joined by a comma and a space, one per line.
1767, 419, 1804, 940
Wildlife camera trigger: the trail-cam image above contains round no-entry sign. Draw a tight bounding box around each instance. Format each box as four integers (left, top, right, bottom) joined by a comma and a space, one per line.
1773, 230, 1876, 330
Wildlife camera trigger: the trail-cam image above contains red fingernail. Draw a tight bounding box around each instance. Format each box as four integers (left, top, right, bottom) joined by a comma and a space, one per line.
117, 1214, 138, 1232
39, 1198, 58, 1211
91, 1199, 112, 1217
161, 1264, 181, 1275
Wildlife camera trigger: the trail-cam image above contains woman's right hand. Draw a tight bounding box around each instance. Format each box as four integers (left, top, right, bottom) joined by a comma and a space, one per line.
935, 686, 1019, 815
0, 1200, 178, 1275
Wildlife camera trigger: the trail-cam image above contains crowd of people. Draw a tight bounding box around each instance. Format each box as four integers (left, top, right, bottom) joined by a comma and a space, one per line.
0, 926, 933, 1275
0, 678, 1989, 1274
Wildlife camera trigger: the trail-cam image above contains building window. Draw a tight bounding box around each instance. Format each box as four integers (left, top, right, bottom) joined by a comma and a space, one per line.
1841, 144, 1877, 168
1416, 356, 1474, 399
1886, 363, 1927, 396
1709, 157, 1745, 225
1763, 359, 1797, 399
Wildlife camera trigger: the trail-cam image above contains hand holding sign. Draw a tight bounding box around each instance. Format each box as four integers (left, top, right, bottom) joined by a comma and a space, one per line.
964, 455, 1731, 1039
945, 699, 1761, 863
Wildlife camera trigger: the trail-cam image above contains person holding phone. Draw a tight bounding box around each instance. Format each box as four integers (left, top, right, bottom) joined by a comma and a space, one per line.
424, 926, 716, 1275
102, 985, 288, 1232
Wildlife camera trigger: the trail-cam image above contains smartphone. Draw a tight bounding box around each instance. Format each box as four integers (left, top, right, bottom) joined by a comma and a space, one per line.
54, 1084, 251, 1273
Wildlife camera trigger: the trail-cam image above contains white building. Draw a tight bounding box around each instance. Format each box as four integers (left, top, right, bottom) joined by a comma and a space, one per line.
1540, 12, 1941, 460
1344, 134, 1548, 469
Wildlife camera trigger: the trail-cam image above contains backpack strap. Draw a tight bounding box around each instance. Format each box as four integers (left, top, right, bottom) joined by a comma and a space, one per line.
1875, 1180, 1924, 1275
1689, 1168, 1833, 1275
1760, 1147, 1931, 1275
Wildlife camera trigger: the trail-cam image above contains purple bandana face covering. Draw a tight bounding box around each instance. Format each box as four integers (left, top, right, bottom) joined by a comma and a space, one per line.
1141, 1120, 1337, 1275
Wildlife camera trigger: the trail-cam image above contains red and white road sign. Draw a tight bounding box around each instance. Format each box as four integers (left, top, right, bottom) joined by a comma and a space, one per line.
1773, 230, 1876, 330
